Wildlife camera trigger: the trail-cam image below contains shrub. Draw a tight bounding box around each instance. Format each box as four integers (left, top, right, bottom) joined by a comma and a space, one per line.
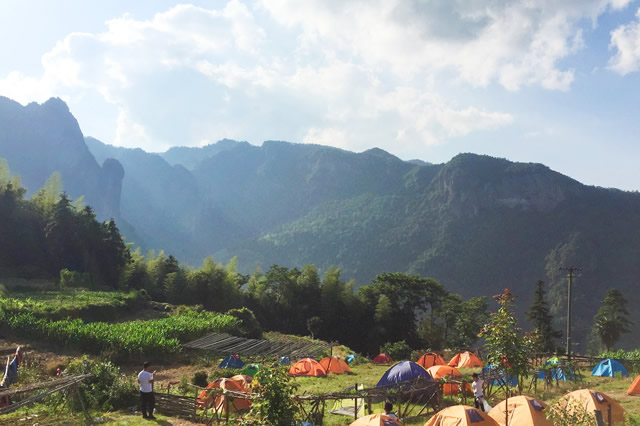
226, 307, 263, 339
192, 370, 209, 388
178, 375, 191, 395
380, 340, 412, 361
64, 356, 136, 411
59, 269, 93, 289
244, 367, 299, 425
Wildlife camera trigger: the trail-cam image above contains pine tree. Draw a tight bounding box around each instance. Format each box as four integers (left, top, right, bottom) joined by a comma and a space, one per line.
594, 288, 633, 351
526, 280, 562, 353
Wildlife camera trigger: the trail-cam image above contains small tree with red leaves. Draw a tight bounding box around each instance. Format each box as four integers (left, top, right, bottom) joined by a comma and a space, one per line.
479, 289, 534, 395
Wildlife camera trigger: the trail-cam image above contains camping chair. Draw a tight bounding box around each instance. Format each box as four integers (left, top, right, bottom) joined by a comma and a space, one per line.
330, 384, 366, 417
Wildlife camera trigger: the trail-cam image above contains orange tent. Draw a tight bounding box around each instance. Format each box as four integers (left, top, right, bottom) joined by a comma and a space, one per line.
417, 352, 446, 369
198, 376, 252, 413
289, 358, 327, 377
320, 356, 352, 374
448, 351, 483, 368
373, 353, 394, 364
488, 395, 552, 426
426, 365, 471, 396
350, 414, 403, 425
628, 375, 640, 395
425, 405, 499, 425
553, 389, 625, 424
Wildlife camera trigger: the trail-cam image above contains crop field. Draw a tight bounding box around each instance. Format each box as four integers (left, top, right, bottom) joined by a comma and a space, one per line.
0, 289, 140, 321
0, 309, 238, 360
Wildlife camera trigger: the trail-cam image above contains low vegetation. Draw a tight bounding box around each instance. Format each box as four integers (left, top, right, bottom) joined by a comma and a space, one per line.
0, 309, 238, 360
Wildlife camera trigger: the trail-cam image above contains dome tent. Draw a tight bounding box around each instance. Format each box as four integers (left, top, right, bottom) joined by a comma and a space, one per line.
218, 354, 245, 369
426, 365, 471, 396
376, 361, 432, 387
289, 358, 327, 377
448, 351, 483, 368
241, 363, 262, 377
553, 389, 625, 424
488, 395, 552, 426
349, 414, 403, 425
373, 353, 394, 364
591, 359, 628, 377
197, 375, 252, 413
628, 375, 640, 395
320, 356, 352, 374
425, 405, 499, 425
417, 352, 446, 369
482, 365, 518, 387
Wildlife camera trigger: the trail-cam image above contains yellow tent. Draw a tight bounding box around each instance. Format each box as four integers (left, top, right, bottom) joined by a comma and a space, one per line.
448, 351, 483, 368
424, 405, 498, 426
350, 414, 403, 425
553, 389, 625, 424
488, 395, 552, 426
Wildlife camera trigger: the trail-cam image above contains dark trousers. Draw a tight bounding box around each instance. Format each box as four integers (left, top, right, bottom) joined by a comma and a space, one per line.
474, 396, 483, 411
140, 391, 155, 417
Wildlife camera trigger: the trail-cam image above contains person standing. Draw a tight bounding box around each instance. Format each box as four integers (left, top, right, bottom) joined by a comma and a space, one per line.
137, 361, 155, 419
471, 373, 485, 411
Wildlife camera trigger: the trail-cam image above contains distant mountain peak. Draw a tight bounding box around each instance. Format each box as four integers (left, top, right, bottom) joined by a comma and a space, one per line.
361, 147, 400, 161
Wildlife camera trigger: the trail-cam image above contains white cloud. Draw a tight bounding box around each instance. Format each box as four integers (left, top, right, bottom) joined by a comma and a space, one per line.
609, 8, 640, 75
260, 0, 630, 91
0, 0, 630, 155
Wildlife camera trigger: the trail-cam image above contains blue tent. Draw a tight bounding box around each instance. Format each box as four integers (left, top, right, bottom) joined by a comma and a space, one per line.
482, 365, 518, 387
376, 361, 432, 387
218, 355, 245, 369
346, 354, 356, 364
279, 356, 291, 365
537, 367, 573, 381
592, 359, 628, 377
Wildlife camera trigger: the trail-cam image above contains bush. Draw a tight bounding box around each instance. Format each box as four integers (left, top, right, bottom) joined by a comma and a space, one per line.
226, 307, 263, 339
178, 375, 191, 395
59, 269, 93, 289
64, 356, 136, 411
380, 340, 413, 361
192, 370, 209, 388
244, 367, 299, 425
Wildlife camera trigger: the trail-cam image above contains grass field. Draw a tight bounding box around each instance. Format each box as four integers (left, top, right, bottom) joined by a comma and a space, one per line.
289, 363, 640, 425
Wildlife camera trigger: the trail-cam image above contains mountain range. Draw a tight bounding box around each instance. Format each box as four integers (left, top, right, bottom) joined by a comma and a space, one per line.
2, 96, 639, 349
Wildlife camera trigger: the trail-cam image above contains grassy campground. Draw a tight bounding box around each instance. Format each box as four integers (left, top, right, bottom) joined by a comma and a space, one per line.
1, 289, 640, 424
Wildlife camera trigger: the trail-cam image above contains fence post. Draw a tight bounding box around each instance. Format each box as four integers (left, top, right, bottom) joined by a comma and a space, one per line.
193, 387, 198, 421
354, 396, 358, 420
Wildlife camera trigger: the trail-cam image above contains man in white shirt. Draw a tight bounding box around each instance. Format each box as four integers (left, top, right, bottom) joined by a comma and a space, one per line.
137, 361, 155, 419
471, 373, 485, 411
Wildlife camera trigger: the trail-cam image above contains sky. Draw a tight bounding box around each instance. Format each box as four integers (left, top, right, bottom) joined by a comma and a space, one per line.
1, 1, 640, 190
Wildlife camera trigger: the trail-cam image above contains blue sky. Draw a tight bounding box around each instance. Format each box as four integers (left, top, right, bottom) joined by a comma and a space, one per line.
1, 1, 640, 190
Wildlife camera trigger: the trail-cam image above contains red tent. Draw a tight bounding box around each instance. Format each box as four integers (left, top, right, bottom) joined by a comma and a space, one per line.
372, 353, 394, 364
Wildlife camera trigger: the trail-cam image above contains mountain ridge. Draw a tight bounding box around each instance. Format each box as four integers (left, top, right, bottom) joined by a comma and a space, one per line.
2, 96, 639, 349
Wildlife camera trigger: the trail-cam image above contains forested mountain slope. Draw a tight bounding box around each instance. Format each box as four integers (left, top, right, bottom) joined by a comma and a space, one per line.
2, 97, 640, 347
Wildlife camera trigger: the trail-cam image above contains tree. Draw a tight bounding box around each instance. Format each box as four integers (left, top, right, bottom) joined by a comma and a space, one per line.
593, 288, 633, 351
359, 272, 446, 349
479, 289, 534, 394
526, 280, 562, 353
306, 316, 322, 340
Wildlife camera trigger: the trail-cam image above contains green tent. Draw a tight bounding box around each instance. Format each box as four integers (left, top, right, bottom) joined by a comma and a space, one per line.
547, 356, 561, 366
241, 363, 262, 377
